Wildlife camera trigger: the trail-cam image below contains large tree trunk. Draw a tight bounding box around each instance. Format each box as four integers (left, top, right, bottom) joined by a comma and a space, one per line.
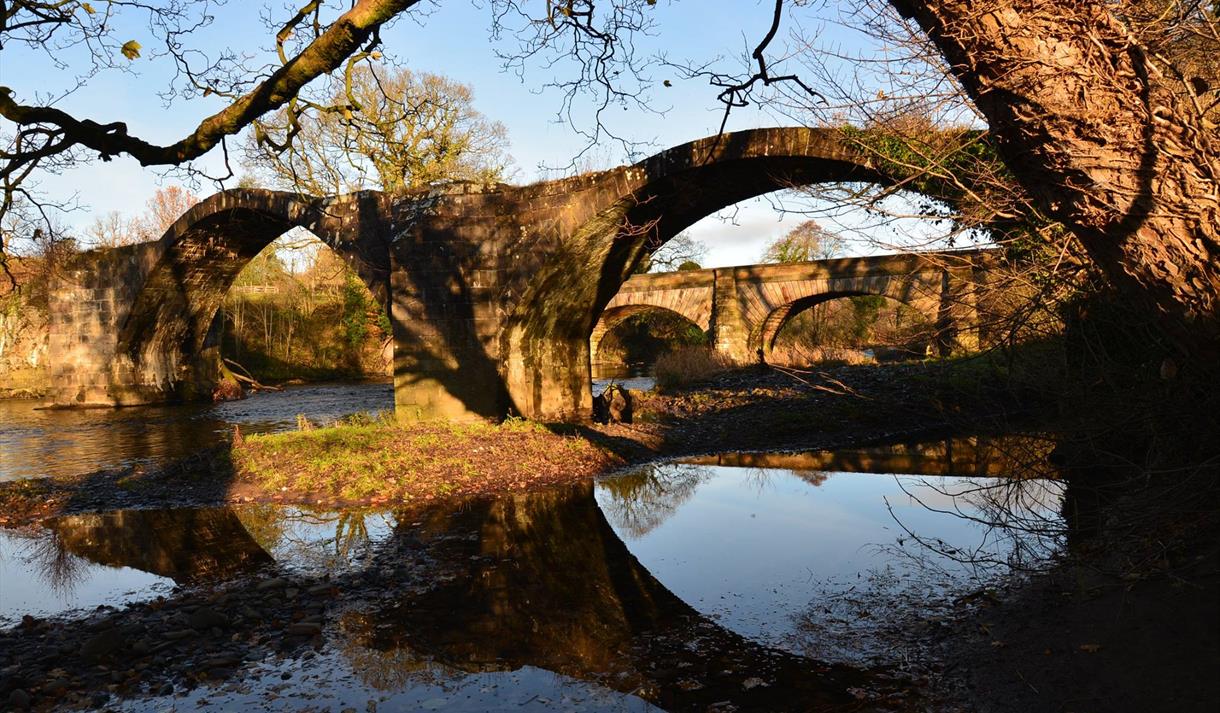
893, 0, 1220, 356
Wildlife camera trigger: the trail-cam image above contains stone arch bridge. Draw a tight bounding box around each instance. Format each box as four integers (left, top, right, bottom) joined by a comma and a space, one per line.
49, 126, 1000, 422
592, 251, 991, 364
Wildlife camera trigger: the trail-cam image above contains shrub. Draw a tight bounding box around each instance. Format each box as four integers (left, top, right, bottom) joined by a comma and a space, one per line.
654, 346, 735, 390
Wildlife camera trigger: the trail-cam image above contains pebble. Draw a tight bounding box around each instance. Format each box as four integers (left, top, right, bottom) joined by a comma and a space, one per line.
256, 577, 289, 591
81, 633, 120, 661
7, 689, 30, 709
201, 654, 241, 669
285, 622, 322, 637
188, 607, 228, 631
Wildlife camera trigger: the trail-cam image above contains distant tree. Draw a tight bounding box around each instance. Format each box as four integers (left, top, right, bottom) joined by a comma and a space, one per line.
677, 260, 702, 271
136, 186, 199, 240
86, 212, 141, 249
82, 187, 198, 248
247, 66, 510, 195
762, 221, 846, 264
636, 232, 708, 273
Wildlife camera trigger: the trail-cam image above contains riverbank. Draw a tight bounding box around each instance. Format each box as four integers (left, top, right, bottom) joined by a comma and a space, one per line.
932, 469, 1220, 712
1, 358, 1216, 711
0, 359, 1028, 526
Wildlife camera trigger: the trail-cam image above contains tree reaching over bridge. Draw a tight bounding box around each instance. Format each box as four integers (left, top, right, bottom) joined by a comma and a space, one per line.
246, 66, 511, 196
0, 0, 424, 280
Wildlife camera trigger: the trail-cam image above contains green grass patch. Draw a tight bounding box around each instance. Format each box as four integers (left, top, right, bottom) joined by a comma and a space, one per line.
231, 415, 617, 502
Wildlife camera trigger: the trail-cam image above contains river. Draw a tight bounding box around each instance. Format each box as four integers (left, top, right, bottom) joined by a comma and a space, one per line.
0, 382, 394, 482
0, 380, 1071, 710
0, 374, 660, 483
0, 437, 1065, 710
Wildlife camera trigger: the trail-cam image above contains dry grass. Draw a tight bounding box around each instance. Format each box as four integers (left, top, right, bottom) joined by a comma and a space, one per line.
767, 344, 876, 368
654, 346, 736, 390
231, 417, 624, 503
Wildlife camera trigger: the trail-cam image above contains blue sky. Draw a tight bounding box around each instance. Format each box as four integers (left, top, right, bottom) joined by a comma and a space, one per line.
0, 1, 964, 266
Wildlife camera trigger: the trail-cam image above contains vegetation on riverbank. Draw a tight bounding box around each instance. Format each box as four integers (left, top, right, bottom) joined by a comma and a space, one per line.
0, 358, 1031, 526
219, 244, 391, 383
231, 416, 623, 503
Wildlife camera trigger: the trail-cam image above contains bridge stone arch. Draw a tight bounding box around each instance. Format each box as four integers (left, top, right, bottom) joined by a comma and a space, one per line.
591, 303, 709, 364
498, 127, 903, 420
50, 188, 391, 405
739, 263, 958, 359
590, 269, 715, 362
51, 128, 998, 422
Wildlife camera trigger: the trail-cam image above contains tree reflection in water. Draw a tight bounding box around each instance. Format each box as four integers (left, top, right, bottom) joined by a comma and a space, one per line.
337, 483, 899, 711
596, 463, 714, 538
9, 527, 88, 597
233, 504, 393, 573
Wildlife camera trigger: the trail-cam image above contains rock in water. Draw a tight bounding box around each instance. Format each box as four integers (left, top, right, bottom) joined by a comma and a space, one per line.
593, 385, 633, 424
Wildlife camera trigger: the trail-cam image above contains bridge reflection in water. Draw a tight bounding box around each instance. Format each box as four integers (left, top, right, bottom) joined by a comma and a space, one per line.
2, 434, 1065, 711
680, 435, 1061, 480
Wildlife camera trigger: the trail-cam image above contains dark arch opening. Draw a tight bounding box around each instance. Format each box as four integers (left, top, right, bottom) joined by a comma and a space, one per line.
592, 304, 708, 370
761, 292, 936, 366
114, 193, 391, 403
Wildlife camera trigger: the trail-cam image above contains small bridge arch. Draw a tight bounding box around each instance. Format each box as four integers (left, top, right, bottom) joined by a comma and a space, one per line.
50, 189, 392, 405
741, 268, 951, 358
590, 304, 710, 364
590, 269, 715, 362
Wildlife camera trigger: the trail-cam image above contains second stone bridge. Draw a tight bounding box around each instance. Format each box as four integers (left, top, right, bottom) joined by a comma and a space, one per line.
49, 126, 998, 423
591, 252, 988, 365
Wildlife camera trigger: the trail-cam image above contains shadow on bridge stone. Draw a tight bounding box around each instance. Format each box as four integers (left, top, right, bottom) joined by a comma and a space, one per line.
49, 127, 997, 423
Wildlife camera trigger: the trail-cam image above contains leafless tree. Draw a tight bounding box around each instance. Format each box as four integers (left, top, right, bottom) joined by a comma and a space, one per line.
0, 0, 426, 285
247, 65, 511, 195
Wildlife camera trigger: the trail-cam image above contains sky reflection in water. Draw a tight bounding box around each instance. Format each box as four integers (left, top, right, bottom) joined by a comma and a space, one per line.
0, 381, 393, 481
0, 437, 1066, 708
596, 461, 1064, 662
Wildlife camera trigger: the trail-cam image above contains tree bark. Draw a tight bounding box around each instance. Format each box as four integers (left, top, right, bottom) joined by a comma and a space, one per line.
893, 0, 1220, 355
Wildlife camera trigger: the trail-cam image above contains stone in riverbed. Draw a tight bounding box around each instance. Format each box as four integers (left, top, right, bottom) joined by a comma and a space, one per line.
81, 633, 121, 661
256, 577, 288, 591
188, 607, 228, 631
285, 622, 322, 637
7, 689, 30, 709
593, 384, 633, 423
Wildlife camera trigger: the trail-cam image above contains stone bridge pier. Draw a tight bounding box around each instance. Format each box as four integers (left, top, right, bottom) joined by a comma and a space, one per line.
50, 127, 998, 422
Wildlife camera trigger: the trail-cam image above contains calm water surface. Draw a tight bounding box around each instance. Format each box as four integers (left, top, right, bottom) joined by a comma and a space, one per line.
592, 362, 656, 394
0, 374, 651, 483
0, 381, 393, 481
0, 437, 1066, 710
